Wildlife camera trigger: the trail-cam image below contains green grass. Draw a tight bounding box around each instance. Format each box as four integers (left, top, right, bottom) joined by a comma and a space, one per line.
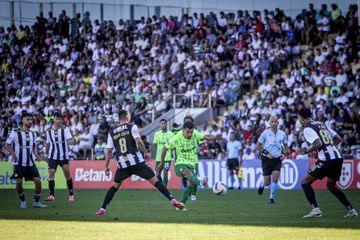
0, 189, 359, 240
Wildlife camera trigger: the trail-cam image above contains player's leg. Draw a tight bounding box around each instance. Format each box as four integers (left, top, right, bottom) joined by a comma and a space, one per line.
228, 160, 236, 189
191, 163, 199, 199
326, 159, 358, 217
141, 163, 185, 210
258, 159, 271, 195
29, 166, 46, 207
45, 159, 57, 201
269, 170, 280, 203
13, 166, 26, 208
96, 168, 128, 215
61, 162, 74, 201
301, 173, 321, 218
16, 178, 27, 208
269, 159, 282, 203
180, 168, 195, 204
162, 162, 170, 187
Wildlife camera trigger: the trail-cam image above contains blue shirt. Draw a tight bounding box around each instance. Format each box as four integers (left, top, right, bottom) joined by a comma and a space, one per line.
258, 129, 287, 158
227, 140, 242, 159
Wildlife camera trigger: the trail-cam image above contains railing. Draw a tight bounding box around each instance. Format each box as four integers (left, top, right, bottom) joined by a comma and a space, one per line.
173, 93, 212, 109
1, 0, 354, 28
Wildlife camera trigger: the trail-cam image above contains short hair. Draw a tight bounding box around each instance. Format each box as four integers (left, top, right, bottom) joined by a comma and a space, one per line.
21, 112, 32, 120
160, 119, 167, 123
184, 115, 194, 123
118, 110, 129, 120
298, 108, 312, 119
183, 121, 194, 130
53, 112, 62, 118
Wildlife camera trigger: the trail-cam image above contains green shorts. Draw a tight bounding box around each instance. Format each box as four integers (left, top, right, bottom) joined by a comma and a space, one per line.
174, 164, 196, 178
155, 161, 172, 171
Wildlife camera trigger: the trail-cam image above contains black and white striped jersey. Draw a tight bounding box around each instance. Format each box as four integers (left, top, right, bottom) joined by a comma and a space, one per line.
46, 127, 73, 161
5, 129, 40, 167
106, 123, 145, 169
303, 121, 342, 161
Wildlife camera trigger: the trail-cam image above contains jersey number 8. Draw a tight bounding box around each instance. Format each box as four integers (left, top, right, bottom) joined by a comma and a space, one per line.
319, 129, 333, 145
118, 137, 128, 153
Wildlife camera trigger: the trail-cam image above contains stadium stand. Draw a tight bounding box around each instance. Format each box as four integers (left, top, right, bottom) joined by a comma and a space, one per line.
0, 4, 359, 160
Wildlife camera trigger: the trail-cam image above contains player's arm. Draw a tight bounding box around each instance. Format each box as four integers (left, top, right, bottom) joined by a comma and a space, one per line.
326, 125, 342, 146
65, 128, 76, 145
5, 131, 18, 163
156, 146, 168, 177
238, 144, 243, 166
302, 127, 322, 155
32, 132, 42, 160
44, 131, 50, 162
5, 143, 17, 163
132, 124, 150, 160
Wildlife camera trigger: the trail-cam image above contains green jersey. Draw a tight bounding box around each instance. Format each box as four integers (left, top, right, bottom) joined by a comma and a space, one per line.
165, 130, 204, 167
153, 130, 174, 161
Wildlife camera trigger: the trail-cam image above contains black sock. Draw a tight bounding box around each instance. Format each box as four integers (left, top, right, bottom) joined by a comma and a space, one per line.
67, 179, 74, 196
302, 183, 319, 209
34, 194, 41, 203
19, 192, 25, 201
49, 180, 55, 196
329, 187, 353, 211
101, 186, 118, 209
182, 178, 187, 188
154, 181, 173, 201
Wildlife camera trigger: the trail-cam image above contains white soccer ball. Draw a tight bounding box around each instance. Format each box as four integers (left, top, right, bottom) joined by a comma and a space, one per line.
212, 181, 227, 195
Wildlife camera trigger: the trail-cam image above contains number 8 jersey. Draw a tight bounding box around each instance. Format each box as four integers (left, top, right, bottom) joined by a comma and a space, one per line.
106, 123, 145, 168
303, 121, 342, 161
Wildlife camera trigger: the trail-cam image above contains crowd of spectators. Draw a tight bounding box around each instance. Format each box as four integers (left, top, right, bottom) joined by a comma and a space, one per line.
0, 3, 359, 160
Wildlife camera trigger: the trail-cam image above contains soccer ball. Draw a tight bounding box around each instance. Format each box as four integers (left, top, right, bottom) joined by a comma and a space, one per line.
212, 181, 227, 195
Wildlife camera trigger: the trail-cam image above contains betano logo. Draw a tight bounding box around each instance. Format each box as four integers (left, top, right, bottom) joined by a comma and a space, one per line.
74, 168, 112, 182
278, 160, 298, 190
0, 171, 16, 185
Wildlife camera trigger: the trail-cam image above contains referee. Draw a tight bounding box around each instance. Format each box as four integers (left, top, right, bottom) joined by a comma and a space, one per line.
5, 113, 47, 208
44, 112, 75, 202
256, 115, 290, 203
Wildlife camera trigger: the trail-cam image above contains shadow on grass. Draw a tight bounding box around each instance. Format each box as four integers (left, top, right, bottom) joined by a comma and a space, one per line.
0, 189, 359, 229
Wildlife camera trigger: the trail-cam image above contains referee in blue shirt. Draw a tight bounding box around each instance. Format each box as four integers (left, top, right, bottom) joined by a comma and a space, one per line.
256, 115, 290, 203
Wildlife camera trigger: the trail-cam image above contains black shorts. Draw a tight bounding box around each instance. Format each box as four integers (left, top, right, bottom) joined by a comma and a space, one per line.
227, 158, 239, 171
261, 157, 282, 176
12, 165, 40, 181
48, 159, 69, 170
114, 162, 155, 183
308, 159, 343, 180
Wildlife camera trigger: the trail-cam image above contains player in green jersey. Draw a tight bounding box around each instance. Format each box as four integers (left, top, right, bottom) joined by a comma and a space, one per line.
157, 121, 217, 210
153, 119, 174, 187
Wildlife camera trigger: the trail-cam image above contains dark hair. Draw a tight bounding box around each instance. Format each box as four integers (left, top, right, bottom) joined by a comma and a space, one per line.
53, 112, 62, 118
21, 112, 32, 120
160, 119, 167, 123
298, 108, 312, 119
118, 110, 128, 120
183, 121, 194, 130
184, 115, 194, 123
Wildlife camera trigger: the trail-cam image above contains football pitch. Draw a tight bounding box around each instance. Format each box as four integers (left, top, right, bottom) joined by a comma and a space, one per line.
0, 189, 359, 240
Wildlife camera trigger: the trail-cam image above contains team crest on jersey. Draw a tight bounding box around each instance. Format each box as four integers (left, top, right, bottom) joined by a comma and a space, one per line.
337, 160, 353, 189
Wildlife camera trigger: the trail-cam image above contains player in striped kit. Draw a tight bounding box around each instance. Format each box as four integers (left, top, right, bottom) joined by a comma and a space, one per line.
44, 112, 75, 202
298, 108, 358, 218
5, 113, 47, 208
96, 110, 185, 215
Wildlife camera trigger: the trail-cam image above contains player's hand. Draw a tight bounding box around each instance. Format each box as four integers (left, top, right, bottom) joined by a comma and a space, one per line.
267, 153, 274, 159
280, 154, 286, 161
12, 154, 18, 164
144, 152, 150, 160
105, 167, 110, 176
